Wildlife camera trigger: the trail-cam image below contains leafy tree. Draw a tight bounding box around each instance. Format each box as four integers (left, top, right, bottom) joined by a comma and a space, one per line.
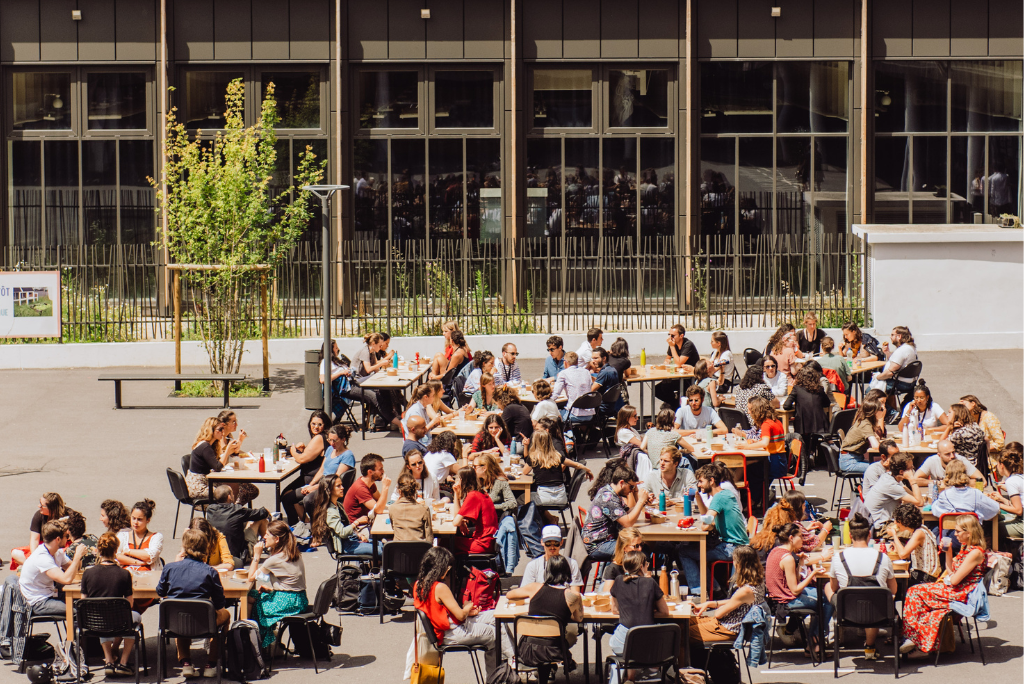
155, 78, 324, 376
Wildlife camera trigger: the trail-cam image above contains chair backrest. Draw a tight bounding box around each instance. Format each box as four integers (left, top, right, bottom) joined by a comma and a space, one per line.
515, 615, 563, 639
440, 365, 459, 391
939, 511, 978, 531
167, 467, 191, 502
621, 624, 681, 668
712, 452, 748, 480
571, 391, 603, 411
576, 506, 587, 531
833, 392, 848, 409
309, 575, 339, 617
834, 587, 895, 628
601, 383, 621, 406
340, 469, 356, 496
159, 598, 217, 638
788, 439, 803, 475
746, 516, 758, 538
829, 409, 857, 438
76, 597, 135, 636
417, 610, 441, 648
567, 469, 588, 503
900, 360, 923, 383
718, 407, 750, 432
743, 348, 763, 368
382, 541, 433, 577
181, 454, 191, 476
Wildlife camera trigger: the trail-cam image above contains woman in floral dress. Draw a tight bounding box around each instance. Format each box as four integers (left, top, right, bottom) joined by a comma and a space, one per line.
900, 515, 987, 658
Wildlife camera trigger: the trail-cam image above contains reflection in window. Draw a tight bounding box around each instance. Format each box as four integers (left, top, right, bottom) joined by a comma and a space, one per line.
45, 141, 79, 247
814, 138, 848, 233
391, 139, 426, 241
911, 137, 946, 223
353, 139, 388, 240
83, 140, 117, 245
609, 70, 668, 127
738, 138, 773, 237
700, 62, 772, 134
436, 72, 494, 128
294, 139, 327, 240
700, 138, 735, 236
87, 73, 147, 130
952, 61, 1023, 133
526, 139, 560, 238
429, 139, 463, 238
12, 72, 72, 130
950, 136, 985, 223
602, 139, 637, 238
466, 139, 501, 241
776, 62, 849, 133
533, 70, 592, 128
874, 61, 946, 133
120, 140, 156, 244
263, 72, 320, 129
989, 136, 1020, 219
10, 141, 42, 246
777, 138, 812, 234
359, 72, 418, 129
874, 137, 910, 223
185, 71, 243, 128
639, 138, 674, 237
564, 139, 599, 237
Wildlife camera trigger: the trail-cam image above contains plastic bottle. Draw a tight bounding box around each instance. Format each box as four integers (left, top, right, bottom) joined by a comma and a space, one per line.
929, 482, 939, 504
415, 352, 420, 366
902, 424, 910, 448
258, 453, 266, 473
705, 424, 714, 446
669, 563, 680, 599
683, 490, 692, 516
658, 491, 666, 514
659, 565, 670, 597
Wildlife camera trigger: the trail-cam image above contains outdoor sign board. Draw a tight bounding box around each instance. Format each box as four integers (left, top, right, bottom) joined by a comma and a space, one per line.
0, 271, 61, 338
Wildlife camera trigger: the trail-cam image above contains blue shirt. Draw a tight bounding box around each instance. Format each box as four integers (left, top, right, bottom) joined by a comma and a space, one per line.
403, 438, 428, 456
543, 356, 566, 379
156, 557, 225, 610
674, 405, 721, 430
593, 365, 618, 391
324, 448, 355, 477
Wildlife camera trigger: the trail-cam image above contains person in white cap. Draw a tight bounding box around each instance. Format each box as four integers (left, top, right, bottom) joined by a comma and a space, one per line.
521, 525, 584, 589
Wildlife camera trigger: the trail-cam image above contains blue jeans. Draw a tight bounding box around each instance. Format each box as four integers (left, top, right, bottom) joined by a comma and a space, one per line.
588, 539, 618, 562
495, 515, 519, 574
839, 452, 870, 475
30, 597, 68, 619
787, 587, 833, 638
340, 536, 381, 556
679, 541, 736, 596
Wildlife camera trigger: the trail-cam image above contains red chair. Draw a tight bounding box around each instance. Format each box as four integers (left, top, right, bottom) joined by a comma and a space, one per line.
709, 560, 732, 600
712, 452, 754, 516
775, 439, 802, 495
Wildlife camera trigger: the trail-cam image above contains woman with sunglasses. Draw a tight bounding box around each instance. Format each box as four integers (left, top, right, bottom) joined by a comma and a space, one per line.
761, 357, 788, 399
392, 448, 438, 501
186, 417, 231, 499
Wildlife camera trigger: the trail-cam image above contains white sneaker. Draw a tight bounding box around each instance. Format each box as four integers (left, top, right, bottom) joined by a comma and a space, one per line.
292, 522, 310, 538
202, 666, 218, 678
899, 639, 917, 655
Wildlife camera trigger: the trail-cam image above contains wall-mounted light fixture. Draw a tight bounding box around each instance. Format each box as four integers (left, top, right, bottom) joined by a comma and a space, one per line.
71, 9, 82, 20
421, 8, 430, 19
771, 6, 781, 17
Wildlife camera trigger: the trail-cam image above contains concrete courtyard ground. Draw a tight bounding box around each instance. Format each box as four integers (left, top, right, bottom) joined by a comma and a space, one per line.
0, 349, 1021, 683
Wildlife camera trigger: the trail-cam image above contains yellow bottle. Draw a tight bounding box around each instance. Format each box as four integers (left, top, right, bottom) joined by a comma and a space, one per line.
641, 348, 647, 367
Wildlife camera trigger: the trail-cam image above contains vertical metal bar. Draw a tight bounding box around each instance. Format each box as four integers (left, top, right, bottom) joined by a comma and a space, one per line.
173, 269, 181, 391
261, 273, 270, 392
322, 195, 332, 420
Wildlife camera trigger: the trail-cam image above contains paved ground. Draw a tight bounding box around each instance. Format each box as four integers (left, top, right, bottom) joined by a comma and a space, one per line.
0, 349, 1020, 683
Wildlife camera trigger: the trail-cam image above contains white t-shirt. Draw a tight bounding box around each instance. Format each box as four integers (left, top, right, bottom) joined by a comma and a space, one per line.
1002, 473, 1024, 502
829, 548, 894, 588
862, 461, 886, 492
19, 544, 68, 605
763, 371, 788, 398
901, 401, 944, 429
521, 554, 584, 588
464, 368, 483, 394
531, 400, 561, 423
576, 341, 594, 368
674, 405, 720, 430
423, 450, 457, 486
403, 401, 429, 437
710, 349, 735, 382
887, 343, 918, 381
616, 427, 641, 447
864, 473, 908, 529
700, 481, 740, 508
391, 471, 437, 501
320, 358, 344, 381
917, 454, 980, 482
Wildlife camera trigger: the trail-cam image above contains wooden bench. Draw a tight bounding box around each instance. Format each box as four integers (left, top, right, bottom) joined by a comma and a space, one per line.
98, 373, 247, 409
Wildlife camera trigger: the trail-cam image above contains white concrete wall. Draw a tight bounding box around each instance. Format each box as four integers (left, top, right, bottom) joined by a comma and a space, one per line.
855, 224, 1024, 351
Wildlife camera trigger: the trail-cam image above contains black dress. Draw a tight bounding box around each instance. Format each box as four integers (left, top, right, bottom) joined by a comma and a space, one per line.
784, 385, 830, 435
518, 584, 574, 669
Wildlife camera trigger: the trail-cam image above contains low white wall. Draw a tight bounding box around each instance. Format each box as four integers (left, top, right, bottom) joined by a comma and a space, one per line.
854, 224, 1024, 351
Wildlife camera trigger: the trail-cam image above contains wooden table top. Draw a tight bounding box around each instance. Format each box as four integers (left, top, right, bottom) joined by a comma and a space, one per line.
431, 419, 486, 437
681, 435, 770, 460
64, 567, 253, 599
493, 595, 693, 621
507, 475, 533, 490
626, 367, 695, 383
372, 501, 460, 536
633, 505, 711, 542
207, 455, 302, 483
847, 359, 887, 375
359, 365, 430, 389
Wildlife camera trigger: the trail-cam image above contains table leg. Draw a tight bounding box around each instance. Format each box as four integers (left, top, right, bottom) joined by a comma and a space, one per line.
762, 456, 770, 517
583, 623, 590, 684
817, 577, 826, 664
639, 383, 645, 427
680, 617, 691, 667
65, 593, 74, 644
275, 483, 282, 514
595, 627, 603, 684
239, 594, 248, 621
780, 412, 789, 432
992, 518, 999, 552
524, 489, 531, 504
494, 616, 503, 666
699, 536, 707, 604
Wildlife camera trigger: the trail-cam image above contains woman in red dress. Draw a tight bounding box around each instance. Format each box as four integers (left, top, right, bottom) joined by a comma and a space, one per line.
900, 514, 987, 658
451, 466, 498, 555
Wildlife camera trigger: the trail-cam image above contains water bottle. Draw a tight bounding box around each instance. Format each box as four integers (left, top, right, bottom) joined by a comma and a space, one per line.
683, 490, 692, 516
669, 563, 680, 599
705, 424, 714, 446
929, 481, 938, 504
392, 353, 399, 369
511, 438, 519, 456
658, 491, 666, 514
640, 348, 647, 367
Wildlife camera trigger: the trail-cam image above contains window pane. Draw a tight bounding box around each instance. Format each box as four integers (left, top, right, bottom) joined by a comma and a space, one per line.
565, 138, 599, 237
10, 141, 42, 246
44, 141, 79, 246
13, 72, 72, 130
777, 137, 812, 234
874, 137, 910, 223
700, 62, 772, 134
436, 72, 494, 129
952, 61, 1023, 132
185, 71, 243, 129
776, 62, 849, 133
533, 69, 592, 128
602, 138, 637, 238
739, 138, 773, 237
874, 61, 946, 133
359, 71, 418, 129
87, 73, 147, 130
119, 140, 156, 244
352, 139, 388, 240
609, 69, 669, 128
814, 137, 848, 234
295, 139, 327, 241
950, 136, 984, 223
82, 140, 117, 245
989, 136, 1021, 220
466, 139, 501, 240
911, 137, 947, 223
429, 138, 463, 239
699, 138, 735, 237
262, 72, 321, 129
639, 138, 674, 237
526, 139, 560, 238
392, 139, 426, 241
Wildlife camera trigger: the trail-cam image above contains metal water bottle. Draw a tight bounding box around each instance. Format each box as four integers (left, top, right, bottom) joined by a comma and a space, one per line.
658, 491, 666, 514
640, 348, 647, 367
669, 563, 681, 599
393, 353, 399, 369
683, 489, 692, 516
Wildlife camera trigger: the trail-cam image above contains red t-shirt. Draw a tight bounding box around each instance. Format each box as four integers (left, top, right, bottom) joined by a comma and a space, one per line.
343, 477, 377, 523
455, 490, 498, 554
761, 418, 785, 454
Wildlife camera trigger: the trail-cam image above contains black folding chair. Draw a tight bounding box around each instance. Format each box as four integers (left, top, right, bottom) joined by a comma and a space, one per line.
274, 575, 339, 674
893, 361, 923, 416
567, 391, 603, 457
157, 599, 223, 684
766, 595, 821, 667
180, 454, 191, 476
417, 610, 487, 684
821, 442, 862, 511
598, 384, 623, 456
378, 541, 431, 623
743, 348, 764, 368
833, 587, 899, 677
719, 407, 751, 432
75, 597, 148, 684
167, 468, 211, 539
706, 621, 755, 684
604, 623, 680, 684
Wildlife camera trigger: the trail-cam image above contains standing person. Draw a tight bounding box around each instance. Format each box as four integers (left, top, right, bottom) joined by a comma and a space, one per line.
942, 403, 988, 467
281, 410, 331, 530
246, 521, 309, 649
493, 343, 522, 388
451, 467, 499, 555
886, 503, 941, 585
607, 551, 671, 684
655, 324, 699, 409
521, 526, 585, 588
864, 453, 924, 531
343, 454, 392, 525
495, 385, 534, 441
552, 352, 596, 424
350, 332, 403, 431
828, 513, 897, 661
475, 454, 518, 573
988, 442, 1024, 541
898, 381, 947, 432
207, 485, 270, 565
19, 521, 88, 620
390, 474, 433, 542
901, 516, 988, 659
576, 328, 604, 369
796, 312, 826, 354
839, 399, 886, 475
680, 464, 751, 597
815, 337, 850, 390
582, 464, 649, 561
81, 532, 139, 677
543, 336, 566, 379
116, 499, 163, 573
156, 529, 231, 678
708, 331, 735, 386
959, 394, 1005, 456
765, 523, 833, 655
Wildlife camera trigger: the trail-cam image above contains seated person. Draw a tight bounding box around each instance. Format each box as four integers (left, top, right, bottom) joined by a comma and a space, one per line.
693, 360, 723, 409
615, 405, 644, 448
815, 336, 850, 390
173, 518, 233, 572
321, 473, 375, 556
552, 352, 596, 424
452, 467, 499, 555
469, 372, 499, 412
318, 339, 353, 421
468, 415, 511, 462
393, 449, 438, 501
66, 510, 99, 569
898, 381, 947, 432
608, 550, 671, 684
886, 503, 941, 584
589, 347, 622, 415
495, 386, 534, 441
157, 529, 232, 678
247, 521, 309, 649
522, 525, 584, 589
642, 409, 694, 470
690, 545, 766, 649
281, 411, 330, 527
862, 439, 900, 491
530, 379, 561, 423
680, 464, 751, 597
403, 415, 432, 454
864, 453, 924, 531
116, 499, 163, 572
522, 429, 593, 511
543, 336, 566, 379
642, 446, 696, 500
914, 440, 984, 488
931, 460, 1000, 552
424, 431, 462, 487
463, 351, 495, 397
390, 474, 433, 542
583, 464, 648, 561
673, 386, 727, 435
828, 513, 897, 661
493, 343, 522, 388
297, 424, 357, 518
81, 532, 139, 677
343, 454, 391, 524
506, 555, 583, 674
403, 384, 442, 436
840, 399, 887, 475
19, 521, 88, 619
766, 523, 832, 654
185, 417, 229, 499
11, 492, 67, 568
601, 528, 645, 591
206, 485, 270, 565
988, 443, 1024, 541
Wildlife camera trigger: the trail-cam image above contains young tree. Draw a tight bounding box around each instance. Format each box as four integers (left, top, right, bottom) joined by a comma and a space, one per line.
156, 79, 324, 377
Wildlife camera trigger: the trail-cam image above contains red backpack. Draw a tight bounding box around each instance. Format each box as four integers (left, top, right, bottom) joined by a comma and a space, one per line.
461, 567, 499, 611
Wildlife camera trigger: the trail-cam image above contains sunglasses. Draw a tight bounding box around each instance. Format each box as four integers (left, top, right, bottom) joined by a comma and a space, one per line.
547, 348, 558, 352
543, 541, 561, 547
508, 352, 519, 356
763, 364, 777, 369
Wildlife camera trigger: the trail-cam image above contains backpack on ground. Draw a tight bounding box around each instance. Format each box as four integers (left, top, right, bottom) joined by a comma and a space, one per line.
461, 567, 499, 611
333, 565, 364, 614
485, 661, 518, 684
223, 620, 268, 683
285, 618, 334, 662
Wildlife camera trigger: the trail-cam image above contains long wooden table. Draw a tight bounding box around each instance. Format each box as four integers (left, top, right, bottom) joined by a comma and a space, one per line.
626, 366, 695, 426
62, 569, 253, 639
681, 435, 772, 517
847, 358, 887, 400
431, 418, 486, 437
207, 456, 302, 513
359, 364, 430, 391
633, 512, 711, 603
719, 394, 795, 432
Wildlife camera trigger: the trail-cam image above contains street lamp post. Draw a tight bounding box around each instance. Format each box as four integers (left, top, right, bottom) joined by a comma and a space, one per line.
303, 184, 349, 421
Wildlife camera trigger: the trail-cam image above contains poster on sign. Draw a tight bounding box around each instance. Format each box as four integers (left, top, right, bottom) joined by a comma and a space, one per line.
0, 271, 61, 338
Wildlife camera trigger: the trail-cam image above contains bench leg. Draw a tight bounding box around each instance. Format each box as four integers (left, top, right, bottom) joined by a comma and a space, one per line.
114, 380, 122, 409
223, 381, 231, 408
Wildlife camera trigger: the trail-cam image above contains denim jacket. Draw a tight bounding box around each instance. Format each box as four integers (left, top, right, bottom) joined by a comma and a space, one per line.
950, 581, 990, 622
734, 602, 770, 667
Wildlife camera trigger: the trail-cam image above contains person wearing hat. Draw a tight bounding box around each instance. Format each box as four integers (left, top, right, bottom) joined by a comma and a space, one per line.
521, 525, 584, 589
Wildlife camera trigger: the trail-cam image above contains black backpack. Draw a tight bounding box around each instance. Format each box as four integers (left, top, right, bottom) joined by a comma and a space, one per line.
286, 619, 333, 662
223, 620, 268, 683
333, 565, 364, 613
839, 550, 885, 588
